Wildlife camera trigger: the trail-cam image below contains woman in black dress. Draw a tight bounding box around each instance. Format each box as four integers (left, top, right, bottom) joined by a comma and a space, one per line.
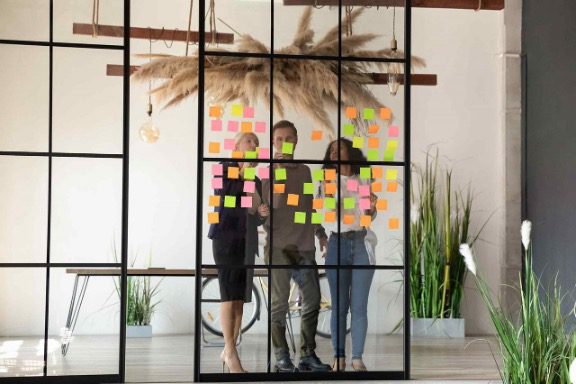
208, 132, 269, 373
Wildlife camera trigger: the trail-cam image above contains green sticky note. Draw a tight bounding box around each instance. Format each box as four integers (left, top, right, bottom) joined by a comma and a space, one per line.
231, 104, 243, 117
313, 169, 325, 181
282, 142, 294, 155
360, 167, 371, 180
352, 136, 364, 149
311, 212, 323, 224
244, 167, 256, 180
387, 140, 399, 150
324, 197, 336, 210
343, 123, 355, 136
363, 108, 375, 120
245, 150, 257, 159
367, 149, 379, 161
383, 149, 395, 161
294, 211, 306, 224
344, 197, 356, 209
303, 182, 315, 195
224, 195, 236, 208
275, 168, 287, 181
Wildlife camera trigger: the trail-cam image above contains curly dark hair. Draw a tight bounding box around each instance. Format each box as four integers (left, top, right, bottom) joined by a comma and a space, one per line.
321, 138, 367, 176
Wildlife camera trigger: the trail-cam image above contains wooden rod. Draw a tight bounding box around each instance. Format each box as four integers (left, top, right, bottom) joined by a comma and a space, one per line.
73, 23, 235, 44
283, 0, 504, 10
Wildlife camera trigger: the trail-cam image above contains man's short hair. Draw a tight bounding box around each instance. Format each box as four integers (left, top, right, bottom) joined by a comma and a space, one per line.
272, 120, 298, 138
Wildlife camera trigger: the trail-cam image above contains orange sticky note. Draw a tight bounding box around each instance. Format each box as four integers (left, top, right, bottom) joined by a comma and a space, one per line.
387, 181, 398, 192
274, 184, 285, 194
368, 137, 380, 148
371, 181, 383, 193
228, 167, 240, 179
324, 182, 337, 195
376, 199, 388, 211
311, 130, 323, 141
313, 198, 324, 210
343, 215, 355, 225
209, 106, 222, 118
325, 169, 337, 181
325, 211, 337, 223
208, 212, 219, 224
345, 106, 357, 119
208, 142, 220, 154
368, 124, 380, 134
380, 107, 392, 120
372, 166, 383, 179
231, 151, 243, 159
287, 194, 299, 206
208, 195, 220, 207
241, 121, 253, 133
389, 217, 400, 229
360, 215, 372, 227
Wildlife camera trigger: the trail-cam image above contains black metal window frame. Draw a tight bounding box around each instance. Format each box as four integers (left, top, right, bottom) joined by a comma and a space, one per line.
194, 0, 411, 382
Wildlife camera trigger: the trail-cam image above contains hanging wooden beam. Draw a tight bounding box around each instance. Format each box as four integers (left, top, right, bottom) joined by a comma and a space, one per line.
73, 23, 235, 44
283, 0, 504, 10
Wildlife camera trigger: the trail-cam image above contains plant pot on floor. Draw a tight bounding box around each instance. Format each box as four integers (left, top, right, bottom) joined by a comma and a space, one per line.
127, 325, 152, 338
411, 318, 465, 338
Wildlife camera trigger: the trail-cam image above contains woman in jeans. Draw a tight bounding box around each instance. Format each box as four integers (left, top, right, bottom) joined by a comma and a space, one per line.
321, 138, 377, 371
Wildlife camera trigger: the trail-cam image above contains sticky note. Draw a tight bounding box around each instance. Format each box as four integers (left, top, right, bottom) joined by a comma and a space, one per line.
244, 167, 256, 180
211, 119, 222, 131
311, 212, 323, 224
368, 137, 379, 149
386, 169, 398, 180
311, 130, 323, 141
258, 167, 270, 179
324, 182, 337, 195
387, 181, 399, 192
352, 136, 364, 149
232, 151, 243, 159
258, 147, 270, 159
387, 140, 399, 150
368, 124, 380, 134
228, 167, 239, 179
347, 178, 358, 192
243, 106, 254, 118
212, 164, 223, 176
294, 212, 306, 224
360, 215, 372, 227
363, 108, 375, 120
303, 183, 315, 195
343, 215, 355, 225
388, 125, 399, 137
343, 123, 355, 136
380, 107, 392, 120
243, 181, 256, 193
209, 106, 222, 118
359, 198, 371, 210
208, 195, 220, 207
255, 121, 267, 133
228, 121, 239, 132
345, 106, 357, 119
325, 211, 336, 223
241, 196, 253, 208
372, 181, 383, 193
208, 142, 220, 154
372, 166, 383, 179
325, 169, 336, 181
313, 169, 325, 181
383, 149, 395, 161
241, 121, 253, 133
324, 197, 336, 210
282, 142, 294, 155
287, 194, 299, 206
224, 195, 236, 208
274, 184, 285, 194
212, 177, 223, 189
360, 167, 371, 180
245, 150, 257, 159
275, 168, 287, 181
359, 185, 370, 197
313, 198, 324, 210
231, 104, 243, 117
224, 139, 235, 151
208, 212, 219, 224
389, 217, 400, 230
367, 149, 379, 161
376, 199, 388, 211
344, 198, 355, 209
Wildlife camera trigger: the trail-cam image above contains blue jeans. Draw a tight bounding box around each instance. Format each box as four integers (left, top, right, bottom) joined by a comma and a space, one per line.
325, 232, 374, 359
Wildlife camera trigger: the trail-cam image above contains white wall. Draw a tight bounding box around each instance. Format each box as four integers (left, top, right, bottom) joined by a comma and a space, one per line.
0, 0, 505, 336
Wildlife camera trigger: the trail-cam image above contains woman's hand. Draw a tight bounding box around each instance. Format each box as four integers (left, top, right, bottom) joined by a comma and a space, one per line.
258, 204, 270, 218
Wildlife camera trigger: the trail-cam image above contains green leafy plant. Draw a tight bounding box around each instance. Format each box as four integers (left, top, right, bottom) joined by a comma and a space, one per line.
460, 221, 576, 384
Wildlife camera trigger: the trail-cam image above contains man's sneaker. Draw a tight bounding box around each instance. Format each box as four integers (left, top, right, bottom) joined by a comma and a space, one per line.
298, 352, 331, 372
275, 356, 298, 372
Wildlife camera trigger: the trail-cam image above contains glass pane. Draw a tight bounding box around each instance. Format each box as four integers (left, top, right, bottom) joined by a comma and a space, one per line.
47, 267, 119, 376
0, 45, 49, 152
0, 268, 46, 378
0, 157, 48, 263
0, 0, 49, 41
50, 157, 122, 264
53, 47, 123, 154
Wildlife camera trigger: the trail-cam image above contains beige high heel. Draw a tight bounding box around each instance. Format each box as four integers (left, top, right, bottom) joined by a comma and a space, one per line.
221, 349, 248, 373
332, 357, 346, 371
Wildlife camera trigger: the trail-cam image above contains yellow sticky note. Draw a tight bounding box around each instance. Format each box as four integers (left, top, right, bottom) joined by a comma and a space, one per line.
372, 181, 383, 193
386, 169, 398, 180
343, 215, 355, 225
368, 124, 380, 134
376, 199, 388, 211
231, 104, 243, 117
360, 215, 372, 227
313, 198, 324, 210
208, 142, 220, 154
325, 169, 337, 181
209, 106, 222, 118
368, 137, 380, 149
228, 167, 240, 179
325, 211, 337, 223
324, 182, 337, 195
287, 194, 300, 206
352, 136, 364, 149
387, 181, 398, 192
345, 106, 357, 119
311, 130, 323, 141
207, 212, 219, 224
372, 166, 383, 179
389, 217, 400, 230
241, 121, 253, 133
274, 184, 285, 194
387, 140, 399, 150
208, 195, 220, 207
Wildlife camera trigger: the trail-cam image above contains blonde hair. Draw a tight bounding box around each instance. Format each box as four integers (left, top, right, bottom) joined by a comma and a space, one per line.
234, 132, 260, 149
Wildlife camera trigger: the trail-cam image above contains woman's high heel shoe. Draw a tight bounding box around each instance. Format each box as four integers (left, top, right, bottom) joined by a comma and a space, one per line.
332, 357, 346, 371
221, 349, 247, 373
351, 358, 367, 372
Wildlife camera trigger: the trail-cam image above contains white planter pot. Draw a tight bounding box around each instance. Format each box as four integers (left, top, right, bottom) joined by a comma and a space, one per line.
127, 325, 152, 338
411, 318, 465, 338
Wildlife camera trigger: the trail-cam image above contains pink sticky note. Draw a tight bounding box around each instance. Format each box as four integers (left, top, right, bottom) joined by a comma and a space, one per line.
211, 177, 223, 189
244, 181, 256, 193
359, 198, 371, 210
347, 178, 358, 192
227, 121, 239, 132
224, 139, 235, 150
258, 167, 270, 179
212, 164, 223, 176
359, 185, 370, 197
255, 121, 266, 133
388, 125, 399, 137
258, 147, 270, 159
243, 106, 254, 118
241, 196, 253, 208
211, 119, 222, 131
